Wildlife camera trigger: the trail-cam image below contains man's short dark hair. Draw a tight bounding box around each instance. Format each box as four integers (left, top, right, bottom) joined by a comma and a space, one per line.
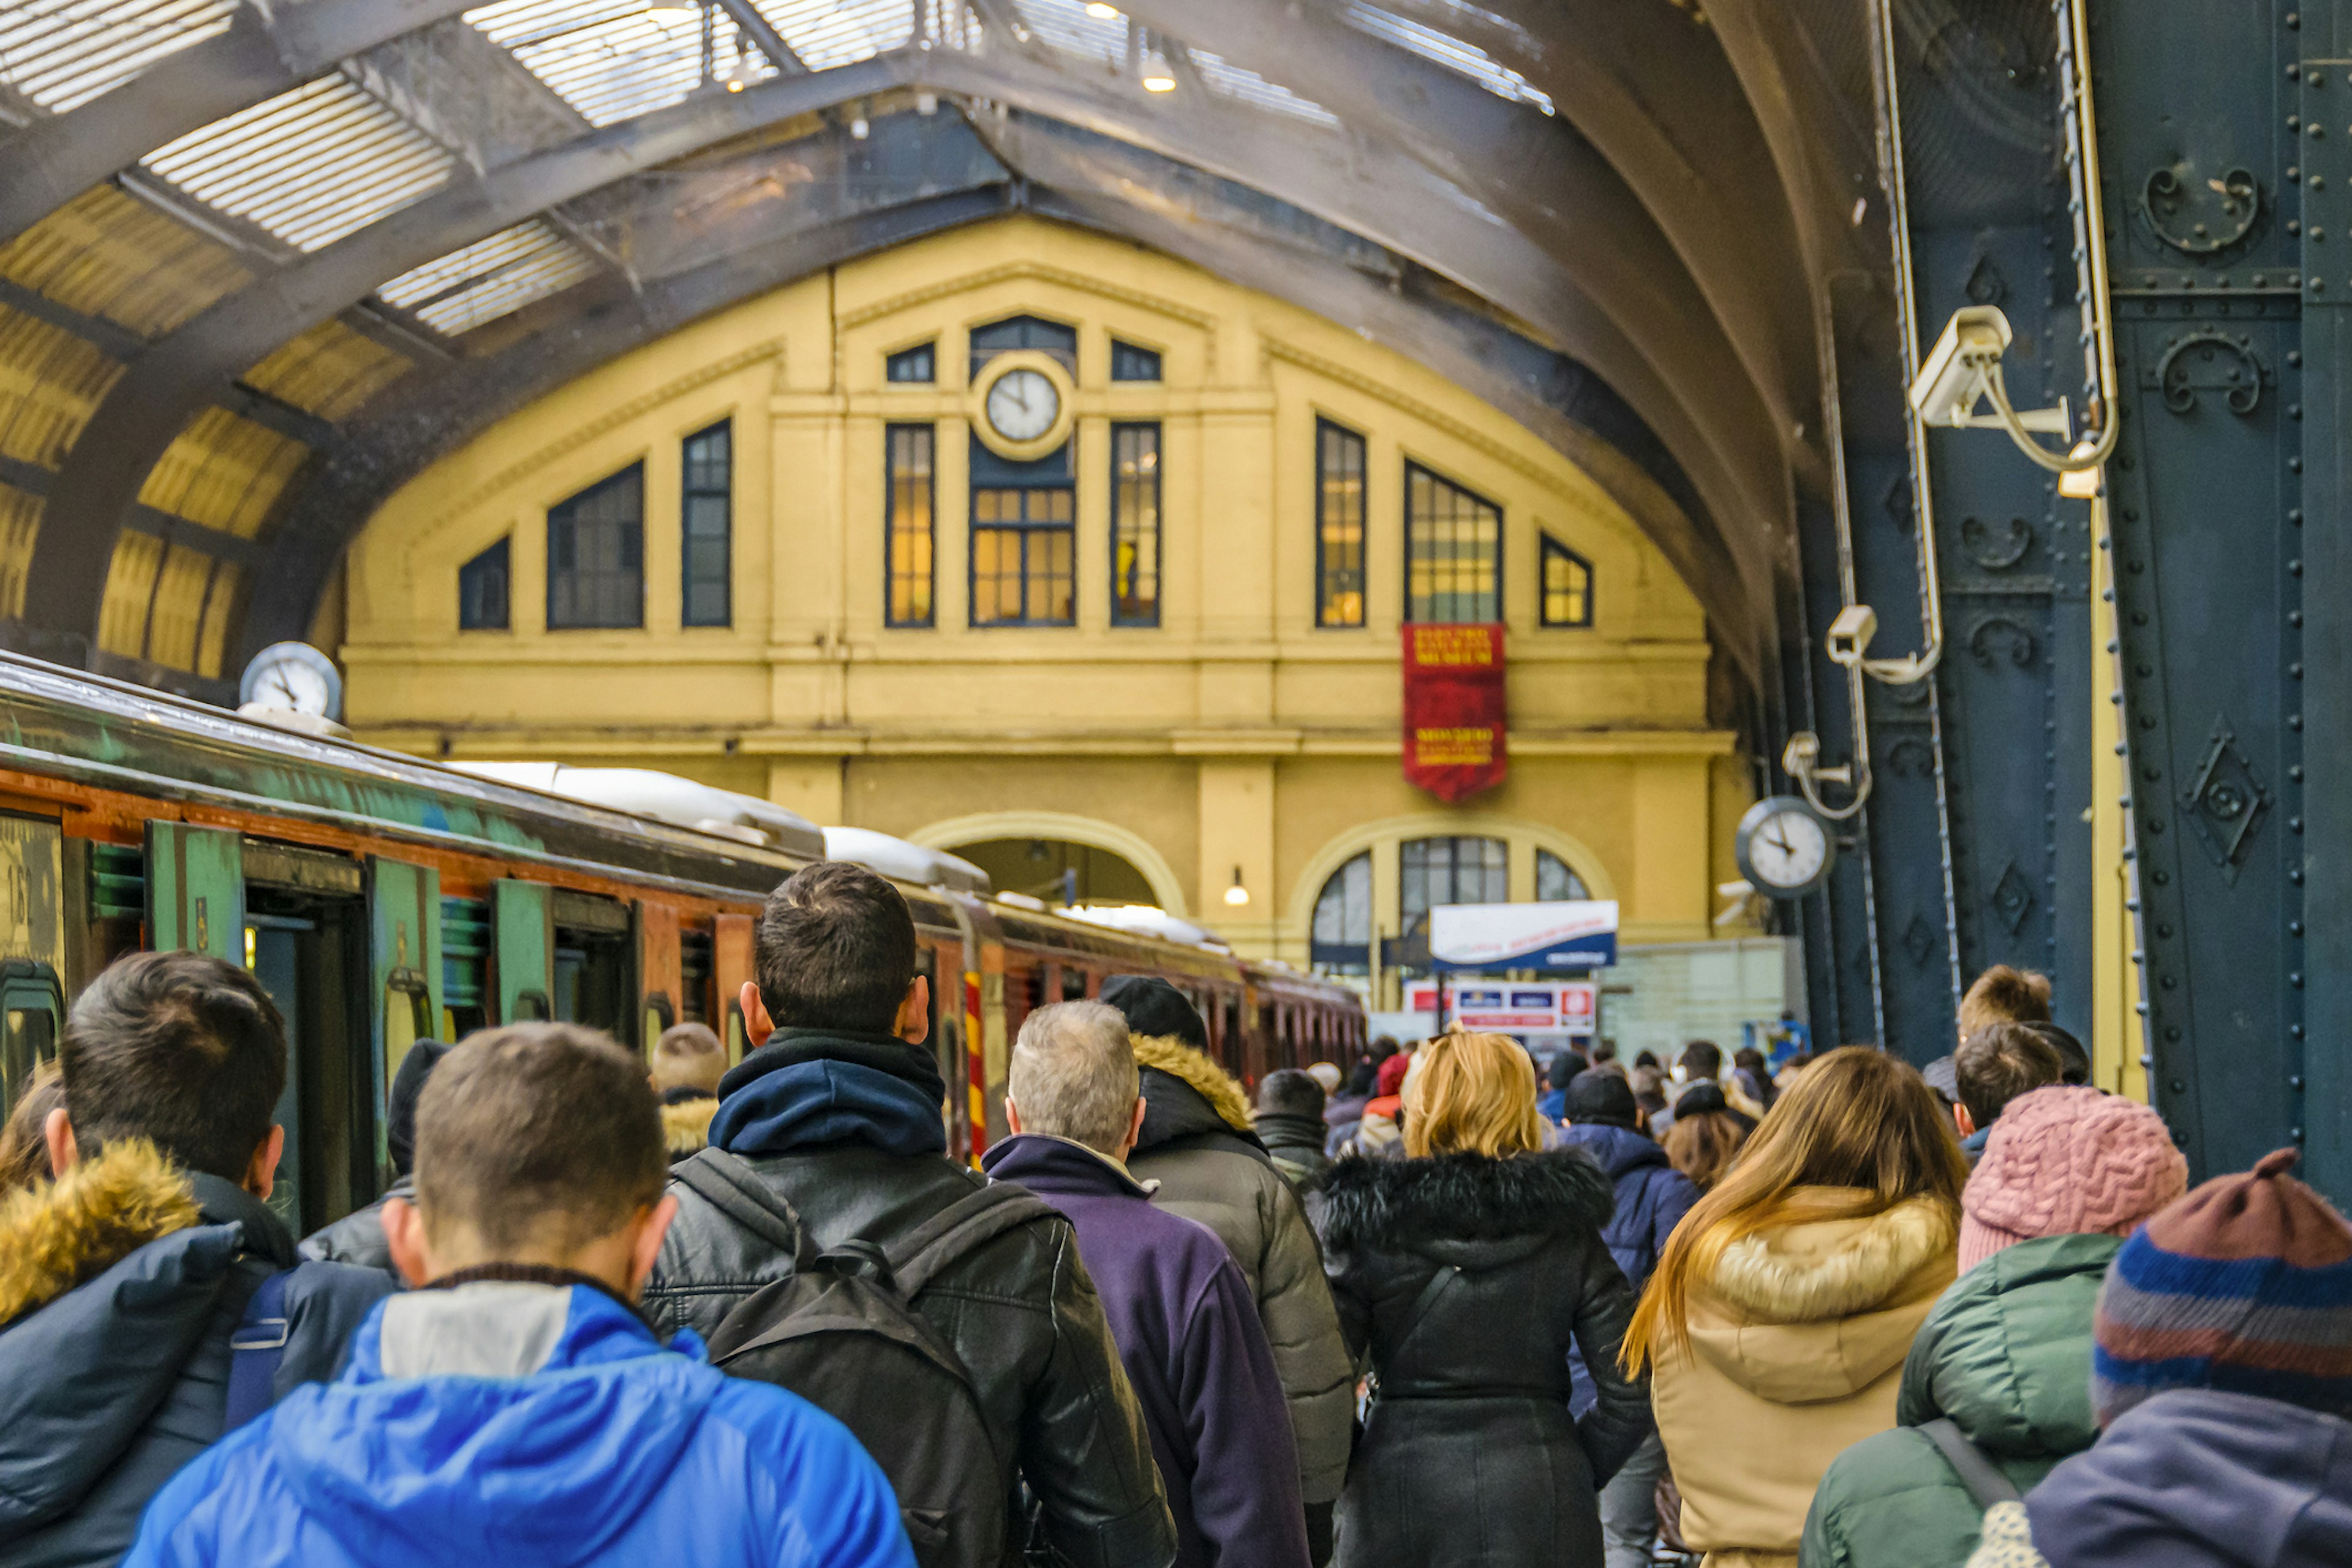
58, 951, 286, 1180
1954, 1023, 2067, 1129
1546, 1050, 1589, 1091
413, 1023, 666, 1254
2026, 1022, 2092, 1086
756, 861, 918, 1035
1257, 1068, 1324, 1118
1562, 1069, 1640, 1129
1369, 1038, 1400, 1065
1679, 1040, 1723, 1080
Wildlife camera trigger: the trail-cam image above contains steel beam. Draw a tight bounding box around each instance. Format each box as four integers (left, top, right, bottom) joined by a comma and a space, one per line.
24, 53, 911, 657
711, 0, 809, 74
0, 0, 483, 247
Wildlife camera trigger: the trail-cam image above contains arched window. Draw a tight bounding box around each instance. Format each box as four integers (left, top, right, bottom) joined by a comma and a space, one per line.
1311, 852, 1372, 974
1536, 848, 1590, 901
1400, 835, 1507, 927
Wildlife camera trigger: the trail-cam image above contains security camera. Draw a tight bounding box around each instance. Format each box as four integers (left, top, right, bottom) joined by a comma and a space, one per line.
1826, 604, 1879, 667
1910, 306, 2013, 426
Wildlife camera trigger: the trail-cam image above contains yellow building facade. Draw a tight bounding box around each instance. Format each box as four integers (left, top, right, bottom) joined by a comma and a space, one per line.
339, 216, 1749, 990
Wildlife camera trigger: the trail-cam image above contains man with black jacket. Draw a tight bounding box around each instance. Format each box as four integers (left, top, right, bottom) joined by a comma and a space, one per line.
643, 862, 1176, 1568
0, 951, 390, 1567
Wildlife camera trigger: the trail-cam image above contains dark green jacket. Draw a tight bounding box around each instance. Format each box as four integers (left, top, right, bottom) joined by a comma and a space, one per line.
1799, 1233, 2119, 1568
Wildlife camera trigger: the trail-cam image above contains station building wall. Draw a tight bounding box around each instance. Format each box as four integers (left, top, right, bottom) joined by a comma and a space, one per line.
339, 216, 1751, 984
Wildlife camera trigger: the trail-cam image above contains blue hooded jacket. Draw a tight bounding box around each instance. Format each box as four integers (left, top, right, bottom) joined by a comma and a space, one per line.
1556, 1122, 1698, 1288
122, 1281, 914, 1568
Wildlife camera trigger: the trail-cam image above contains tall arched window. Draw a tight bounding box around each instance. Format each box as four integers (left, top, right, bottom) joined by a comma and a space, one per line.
1400, 835, 1507, 929
1536, 848, 1590, 901
1311, 852, 1372, 974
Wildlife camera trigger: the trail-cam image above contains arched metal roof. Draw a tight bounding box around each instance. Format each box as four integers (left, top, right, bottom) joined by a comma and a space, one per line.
0, 0, 1888, 703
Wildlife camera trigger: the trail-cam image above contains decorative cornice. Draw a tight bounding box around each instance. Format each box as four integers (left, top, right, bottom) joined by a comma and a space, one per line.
837, 258, 1221, 337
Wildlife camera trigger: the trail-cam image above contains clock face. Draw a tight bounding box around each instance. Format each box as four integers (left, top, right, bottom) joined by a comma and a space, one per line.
985, 368, 1060, 443
239, 642, 342, 720
1737, 797, 1833, 894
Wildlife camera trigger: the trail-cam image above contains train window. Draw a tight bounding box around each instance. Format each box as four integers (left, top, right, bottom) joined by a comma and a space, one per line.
1539, 534, 1593, 628
679, 925, 713, 1023
1315, 419, 1366, 627
1406, 462, 1501, 624
1536, 850, 1590, 902
383, 968, 432, 1079
886, 423, 935, 628
643, 992, 676, 1046
725, 1000, 748, 1064
1110, 423, 1160, 627
0, 961, 61, 1116
1061, 965, 1089, 1002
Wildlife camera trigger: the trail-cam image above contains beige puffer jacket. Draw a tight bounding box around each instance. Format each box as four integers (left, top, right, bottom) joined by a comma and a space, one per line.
1126, 1034, 1356, 1509
1651, 1188, 1958, 1567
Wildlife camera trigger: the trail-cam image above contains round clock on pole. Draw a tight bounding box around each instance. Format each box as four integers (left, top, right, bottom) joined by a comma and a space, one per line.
1733, 795, 1836, 898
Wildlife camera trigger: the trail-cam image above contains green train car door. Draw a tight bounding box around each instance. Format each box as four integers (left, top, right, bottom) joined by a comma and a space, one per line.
492, 880, 553, 1024
369, 858, 443, 1179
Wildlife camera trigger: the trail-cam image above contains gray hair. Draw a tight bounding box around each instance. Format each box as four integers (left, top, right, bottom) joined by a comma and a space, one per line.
1009, 1001, 1139, 1154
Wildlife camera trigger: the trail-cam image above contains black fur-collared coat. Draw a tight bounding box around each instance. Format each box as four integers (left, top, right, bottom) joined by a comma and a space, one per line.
1316, 1148, 1653, 1568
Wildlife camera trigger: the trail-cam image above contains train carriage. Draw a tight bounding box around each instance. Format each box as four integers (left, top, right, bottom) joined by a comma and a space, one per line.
0, 653, 1362, 1238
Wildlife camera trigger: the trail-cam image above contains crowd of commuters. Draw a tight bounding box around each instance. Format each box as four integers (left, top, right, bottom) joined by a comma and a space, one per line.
1, 900, 2346, 1568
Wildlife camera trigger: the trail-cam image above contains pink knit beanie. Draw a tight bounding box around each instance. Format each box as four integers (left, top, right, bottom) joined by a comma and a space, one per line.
1959, 1085, 2188, 1270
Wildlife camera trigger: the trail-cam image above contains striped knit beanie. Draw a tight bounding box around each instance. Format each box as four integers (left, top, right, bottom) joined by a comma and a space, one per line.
2092, 1147, 2352, 1425
1959, 1086, 2187, 1270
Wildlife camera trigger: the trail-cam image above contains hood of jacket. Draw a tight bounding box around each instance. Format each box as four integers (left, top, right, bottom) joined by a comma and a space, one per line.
660, 1097, 717, 1159
1687, 1192, 1956, 1404
0, 1139, 202, 1327
266, 1283, 723, 1563
1251, 1109, 1329, 1155
1132, 1034, 1268, 1159
1317, 1147, 1613, 1268
2026, 1389, 2352, 1568
1896, 1231, 2118, 1457
707, 1026, 946, 1159
1559, 1121, 1672, 1182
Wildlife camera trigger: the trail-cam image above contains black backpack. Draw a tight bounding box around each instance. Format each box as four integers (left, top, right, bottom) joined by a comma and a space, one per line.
673, 1147, 1057, 1568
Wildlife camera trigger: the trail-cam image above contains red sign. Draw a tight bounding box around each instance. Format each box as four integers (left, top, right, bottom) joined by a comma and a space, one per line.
1401, 624, 1506, 802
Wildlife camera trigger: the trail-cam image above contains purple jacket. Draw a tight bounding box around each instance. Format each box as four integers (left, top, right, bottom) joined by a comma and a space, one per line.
981, 1136, 1310, 1568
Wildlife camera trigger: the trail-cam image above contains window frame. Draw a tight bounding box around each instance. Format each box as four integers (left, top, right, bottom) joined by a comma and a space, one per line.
968, 483, 1078, 628
545, 461, 646, 631
458, 535, 511, 632
680, 418, 732, 628
884, 422, 937, 629
1109, 420, 1161, 628
1110, 339, 1163, 382
1314, 417, 1368, 628
1538, 532, 1593, 628
1399, 835, 1509, 928
886, 342, 937, 383
1403, 460, 1503, 625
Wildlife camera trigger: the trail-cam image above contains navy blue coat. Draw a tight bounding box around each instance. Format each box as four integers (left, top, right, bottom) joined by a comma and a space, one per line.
1558, 1123, 1699, 1289
983, 1135, 1310, 1568
0, 1165, 390, 1568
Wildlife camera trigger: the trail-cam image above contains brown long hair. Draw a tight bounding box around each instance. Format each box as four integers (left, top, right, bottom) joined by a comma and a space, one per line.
1621, 1046, 1966, 1371
1663, 1110, 1747, 1191
1403, 1031, 1542, 1157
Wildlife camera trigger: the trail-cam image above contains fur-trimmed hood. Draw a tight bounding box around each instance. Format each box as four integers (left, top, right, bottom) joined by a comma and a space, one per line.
660, 1097, 717, 1159
1705, 1195, 1956, 1324
1131, 1034, 1263, 1155
1317, 1148, 1614, 1264
0, 1139, 199, 1327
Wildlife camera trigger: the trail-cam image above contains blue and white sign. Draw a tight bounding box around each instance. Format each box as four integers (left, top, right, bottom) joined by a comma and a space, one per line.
1428, 900, 1619, 972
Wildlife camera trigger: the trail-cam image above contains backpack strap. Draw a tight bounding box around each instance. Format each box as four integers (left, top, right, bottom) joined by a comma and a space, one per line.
1393, 1263, 1461, 1354
1917, 1417, 2022, 1510
884, 1181, 1060, 1300
673, 1147, 816, 1269
224, 1266, 292, 1431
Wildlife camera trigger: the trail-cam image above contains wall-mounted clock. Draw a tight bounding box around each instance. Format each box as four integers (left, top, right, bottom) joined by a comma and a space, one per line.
1733, 794, 1836, 898
968, 351, 1077, 460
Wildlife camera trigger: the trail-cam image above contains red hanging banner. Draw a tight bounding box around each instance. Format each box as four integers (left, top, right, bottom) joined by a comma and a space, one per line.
1401, 623, 1507, 803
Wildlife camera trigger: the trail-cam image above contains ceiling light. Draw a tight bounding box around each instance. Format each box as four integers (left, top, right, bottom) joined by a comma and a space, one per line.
851, 115, 870, 138
725, 75, 746, 92
1141, 67, 1177, 92
1223, 867, 1250, 908
1085, 2, 1121, 16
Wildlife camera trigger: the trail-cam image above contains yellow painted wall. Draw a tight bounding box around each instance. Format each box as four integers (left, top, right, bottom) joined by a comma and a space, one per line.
342, 216, 1747, 970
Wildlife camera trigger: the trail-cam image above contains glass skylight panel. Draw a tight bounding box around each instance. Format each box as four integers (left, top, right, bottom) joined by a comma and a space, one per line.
754, 0, 913, 70
378, 221, 599, 335
466, 0, 779, 127
1190, 53, 1340, 126
1012, 1, 1336, 124
0, 0, 239, 113
143, 75, 458, 252
1011, 0, 1126, 67
1343, 2, 1553, 115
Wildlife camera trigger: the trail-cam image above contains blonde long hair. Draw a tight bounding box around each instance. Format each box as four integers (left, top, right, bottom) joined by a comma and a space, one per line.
1403, 1031, 1543, 1157
1620, 1046, 1966, 1371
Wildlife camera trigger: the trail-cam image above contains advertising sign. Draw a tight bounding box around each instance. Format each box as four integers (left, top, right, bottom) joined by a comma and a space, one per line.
1398, 981, 1599, 1035
1401, 624, 1506, 802
1428, 900, 1619, 971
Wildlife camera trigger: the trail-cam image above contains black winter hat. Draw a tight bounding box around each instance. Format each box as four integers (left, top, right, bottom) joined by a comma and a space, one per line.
1671, 1081, 1730, 1120
1562, 1069, 1640, 1129
386, 1038, 454, 1177
1098, 974, 1207, 1048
